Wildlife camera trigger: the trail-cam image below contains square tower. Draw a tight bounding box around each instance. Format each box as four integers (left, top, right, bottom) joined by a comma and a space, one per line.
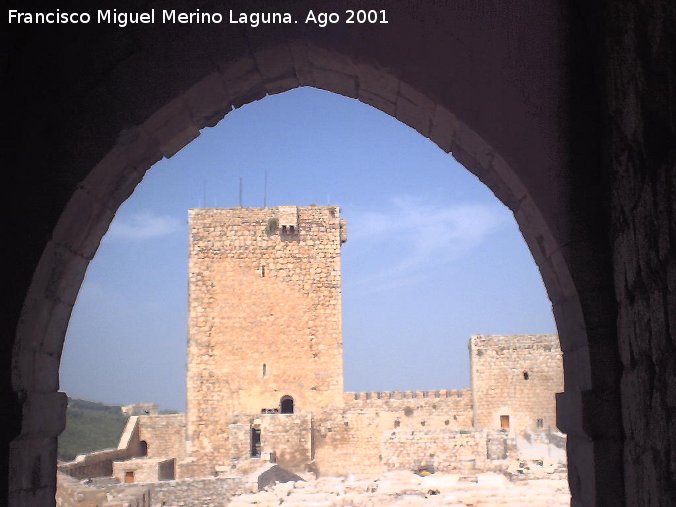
186, 205, 347, 467
469, 334, 563, 433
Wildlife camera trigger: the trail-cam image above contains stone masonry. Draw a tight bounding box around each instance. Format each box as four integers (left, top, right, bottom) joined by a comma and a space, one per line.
187, 206, 347, 468
470, 335, 563, 433
57, 206, 566, 500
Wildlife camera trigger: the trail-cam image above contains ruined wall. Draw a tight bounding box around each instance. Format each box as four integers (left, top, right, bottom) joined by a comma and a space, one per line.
312, 411, 382, 476
55, 473, 109, 507
381, 430, 488, 472
601, 2, 676, 504
121, 403, 159, 416
58, 448, 134, 480
469, 335, 563, 433
138, 414, 186, 460
260, 414, 312, 470
112, 457, 175, 484
312, 390, 475, 477
187, 206, 346, 469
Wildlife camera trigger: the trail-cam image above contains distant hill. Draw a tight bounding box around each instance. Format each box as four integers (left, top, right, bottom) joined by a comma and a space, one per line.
58, 398, 129, 462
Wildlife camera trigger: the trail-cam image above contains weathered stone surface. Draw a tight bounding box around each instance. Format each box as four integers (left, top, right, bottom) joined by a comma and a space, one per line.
470, 335, 563, 433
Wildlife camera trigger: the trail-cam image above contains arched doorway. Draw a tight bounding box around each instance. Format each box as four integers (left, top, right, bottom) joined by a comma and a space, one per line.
6, 3, 645, 504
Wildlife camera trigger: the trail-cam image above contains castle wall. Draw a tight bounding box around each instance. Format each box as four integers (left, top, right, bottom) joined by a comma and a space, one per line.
312, 410, 382, 476
187, 206, 346, 469
381, 429, 488, 472
138, 414, 186, 460
261, 414, 312, 470
469, 334, 563, 433
310, 389, 476, 476
343, 389, 473, 430
112, 457, 176, 483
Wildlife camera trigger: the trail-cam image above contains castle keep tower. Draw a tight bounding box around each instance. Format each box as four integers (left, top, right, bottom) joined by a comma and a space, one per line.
186, 206, 347, 467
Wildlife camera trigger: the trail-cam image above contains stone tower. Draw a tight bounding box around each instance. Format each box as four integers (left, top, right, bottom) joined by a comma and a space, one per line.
186, 205, 347, 467
469, 334, 563, 433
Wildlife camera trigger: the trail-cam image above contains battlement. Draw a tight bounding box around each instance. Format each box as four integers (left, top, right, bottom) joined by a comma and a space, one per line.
469, 334, 560, 352
188, 205, 347, 246
344, 389, 470, 402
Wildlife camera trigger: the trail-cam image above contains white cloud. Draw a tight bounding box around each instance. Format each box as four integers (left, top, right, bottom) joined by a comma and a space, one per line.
106, 211, 181, 241
345, 196, 508, 293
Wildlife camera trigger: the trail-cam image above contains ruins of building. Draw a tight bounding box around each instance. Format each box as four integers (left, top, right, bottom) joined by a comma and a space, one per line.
120, 403, 159, 417
57, 205, 564, 501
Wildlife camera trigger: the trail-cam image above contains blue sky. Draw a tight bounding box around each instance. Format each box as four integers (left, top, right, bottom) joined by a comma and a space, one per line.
60, 88, 555, 411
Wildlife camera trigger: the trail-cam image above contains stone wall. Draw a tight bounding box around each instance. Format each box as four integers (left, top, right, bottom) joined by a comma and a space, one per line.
148, 476, 248, 507
187, 206, 346, 469
112, 457, 175, 483
55, 472, 107, 506
381, 429, 488, 472
312, 410, 382, 476
58, 448, 133, 480
602, 2, 676, 504
58, 468, 244, 507
469, 335, 563, 433
260, 414, 312, 470
138, 414, 186, 459
56, 473, 152, 507
344, 389, 473, 430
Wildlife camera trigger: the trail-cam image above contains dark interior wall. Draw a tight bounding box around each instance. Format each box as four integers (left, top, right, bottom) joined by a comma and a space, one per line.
601, 1, 676, 505
3, 0, 673, 505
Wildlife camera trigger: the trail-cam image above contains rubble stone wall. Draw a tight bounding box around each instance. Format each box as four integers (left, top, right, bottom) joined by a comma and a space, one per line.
58, 448, 133, 480
469, 335, 563, 433
381, 429, 488, 472
312, 410, 382, 476
112, 457, 175, 483
138, 414, 186, 459
187, 206, 346, 469
260, 414, 312, 470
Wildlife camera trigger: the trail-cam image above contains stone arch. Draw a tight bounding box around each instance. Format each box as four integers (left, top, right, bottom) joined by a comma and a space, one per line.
7, 15, 624, 505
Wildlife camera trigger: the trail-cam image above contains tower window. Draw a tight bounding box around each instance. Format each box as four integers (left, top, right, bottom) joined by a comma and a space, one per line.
536, 418, 544, 429
261, 265, 265, 277
262, 363, 266, 377
523, 371, 529, 380
500, 415, 510, 429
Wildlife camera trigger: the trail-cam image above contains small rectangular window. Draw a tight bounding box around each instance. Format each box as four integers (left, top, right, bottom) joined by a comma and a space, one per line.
536, 418, 544, 429
500, 415, 510, 429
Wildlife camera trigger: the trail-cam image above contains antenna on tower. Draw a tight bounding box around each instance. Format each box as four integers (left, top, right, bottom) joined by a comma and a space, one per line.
239, 177, 243, 207
263, 169, 268, 208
